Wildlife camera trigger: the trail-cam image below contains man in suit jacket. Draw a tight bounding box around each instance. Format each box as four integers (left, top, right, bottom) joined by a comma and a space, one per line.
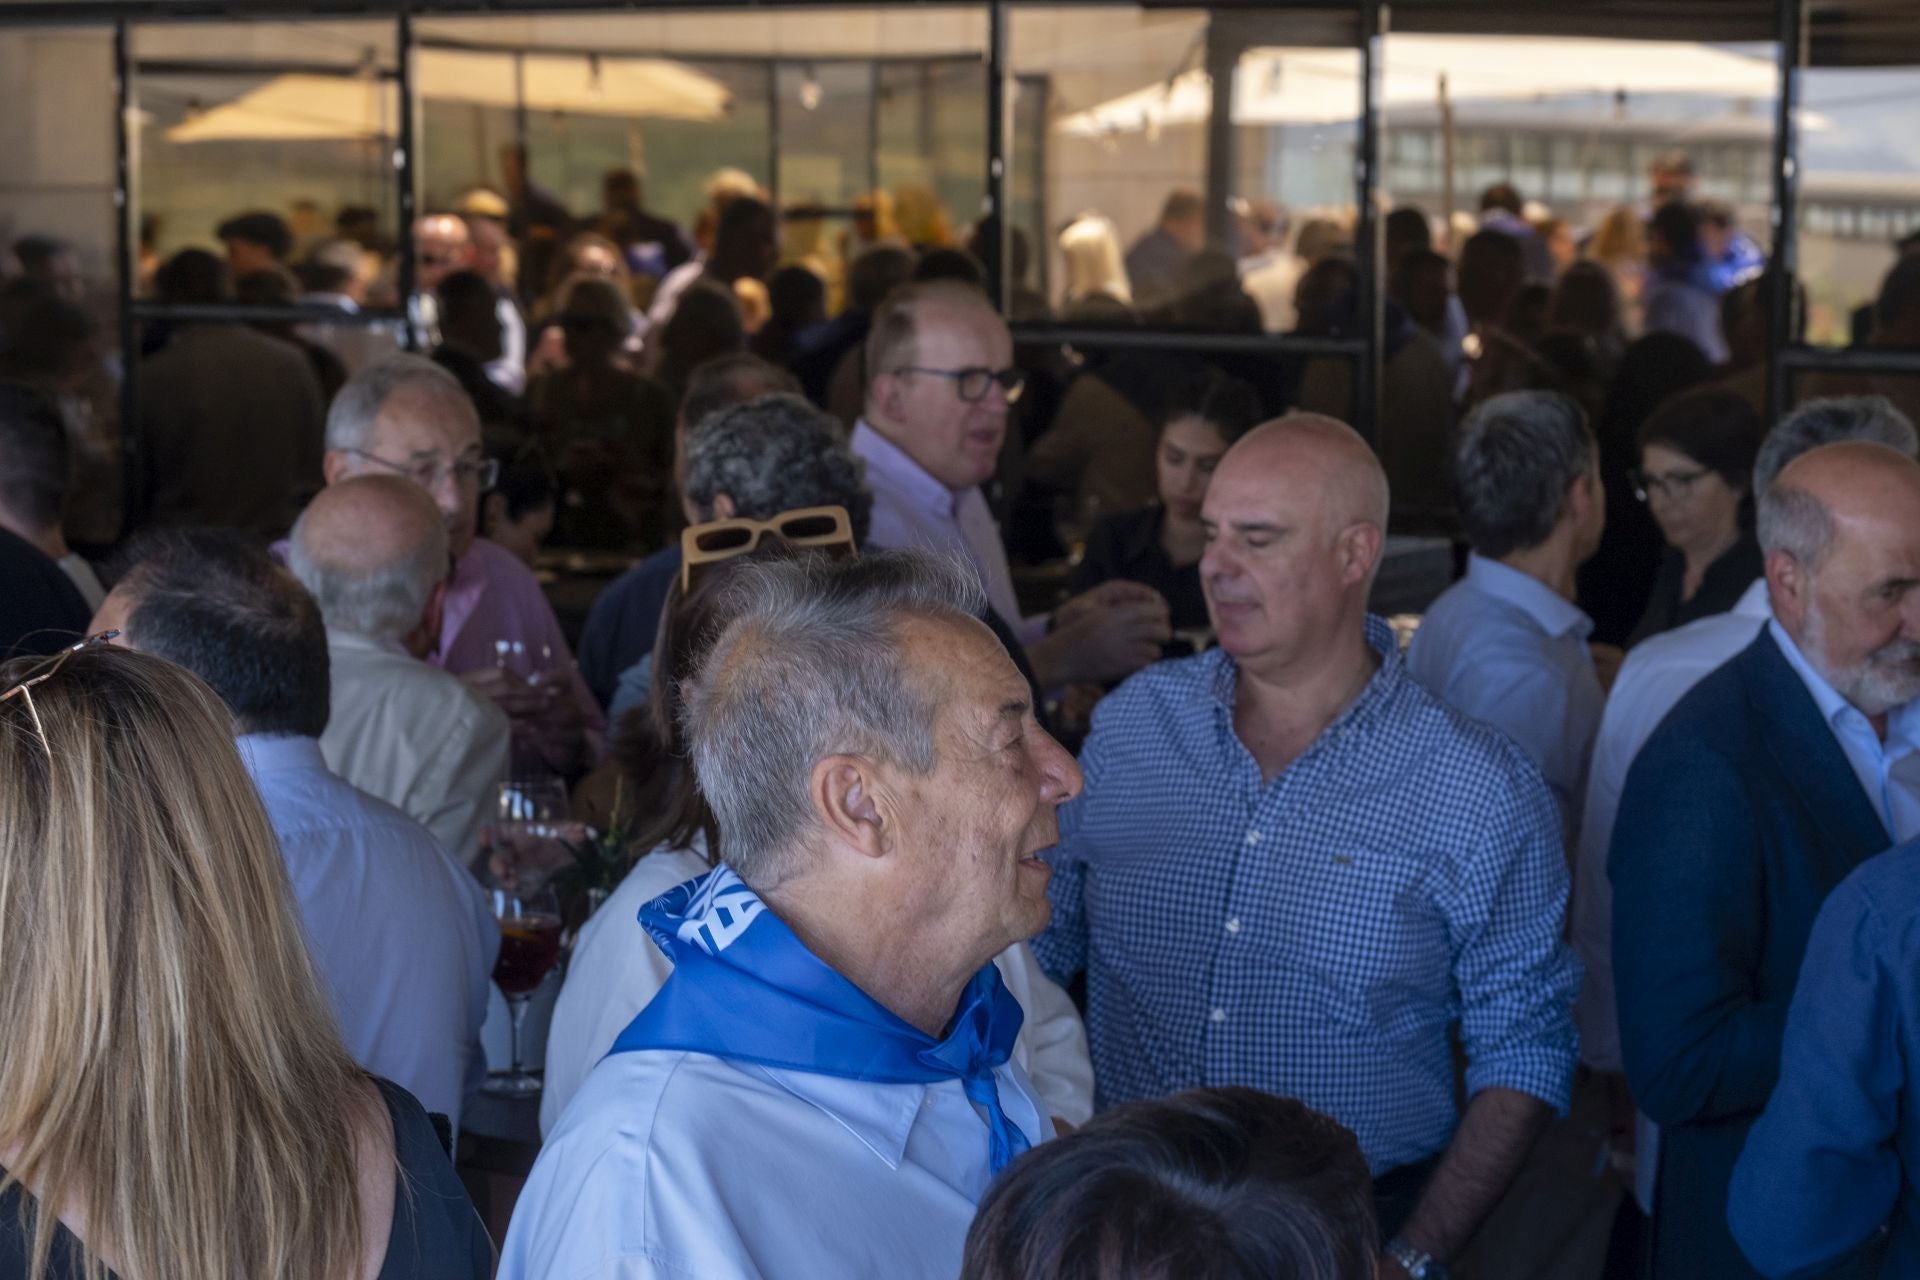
1611, 440, 1920, 1278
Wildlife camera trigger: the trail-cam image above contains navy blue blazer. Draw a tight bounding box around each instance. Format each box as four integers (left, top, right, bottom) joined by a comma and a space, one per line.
1612, 628, 1892, 1280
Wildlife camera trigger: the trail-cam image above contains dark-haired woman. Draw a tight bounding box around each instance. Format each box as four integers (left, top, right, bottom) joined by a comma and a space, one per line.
1068, 368, 1263, 636
1626, 384, 1764, 645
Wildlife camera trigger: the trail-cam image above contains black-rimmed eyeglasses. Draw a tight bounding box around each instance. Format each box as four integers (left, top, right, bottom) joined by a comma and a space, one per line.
891, 365, 1027, 405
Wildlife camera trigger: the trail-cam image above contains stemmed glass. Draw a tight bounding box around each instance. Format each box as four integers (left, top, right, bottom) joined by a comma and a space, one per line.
482, 779, 571, 1097
484, 883, 564, 1097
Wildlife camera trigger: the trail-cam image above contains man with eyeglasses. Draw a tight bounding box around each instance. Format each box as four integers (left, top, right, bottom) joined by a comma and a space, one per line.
853, 281, 1171, 692
320, 355, 603, 777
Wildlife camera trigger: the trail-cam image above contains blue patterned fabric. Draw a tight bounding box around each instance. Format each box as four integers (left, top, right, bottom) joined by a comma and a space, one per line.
1033, 616, 1580, 1172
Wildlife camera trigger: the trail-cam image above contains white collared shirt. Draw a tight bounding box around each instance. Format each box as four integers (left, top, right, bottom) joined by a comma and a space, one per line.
539, 837, 1096, 1137
851, 421, 1046, 647
1769, 616, 1920, 843
500, 1045, 1052, 1280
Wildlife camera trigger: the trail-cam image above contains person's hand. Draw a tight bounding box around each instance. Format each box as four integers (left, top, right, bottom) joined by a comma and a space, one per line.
485, 819, 595, 893
461, 666, 568, 721
1049, 595, 1171, 686
1590, 642, 1626, 693
1053, 579, 1165, 632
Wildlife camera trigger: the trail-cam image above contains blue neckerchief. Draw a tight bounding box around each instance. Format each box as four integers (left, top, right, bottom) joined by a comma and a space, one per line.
610, 866, 1033, 1173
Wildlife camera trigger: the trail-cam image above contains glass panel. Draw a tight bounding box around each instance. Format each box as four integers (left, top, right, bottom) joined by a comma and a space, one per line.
1011, 5, 1360, 332
776, 61, 876, 212
133, 20, 400, 278
0, 24, 124, 549
1797, 60, 1920, 348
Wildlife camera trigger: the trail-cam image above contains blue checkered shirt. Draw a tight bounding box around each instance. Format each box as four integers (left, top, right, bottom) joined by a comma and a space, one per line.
1033, 617, 1580, 1172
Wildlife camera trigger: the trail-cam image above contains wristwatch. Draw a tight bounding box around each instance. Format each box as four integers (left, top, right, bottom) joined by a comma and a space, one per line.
1384, 1238, 1449, 1280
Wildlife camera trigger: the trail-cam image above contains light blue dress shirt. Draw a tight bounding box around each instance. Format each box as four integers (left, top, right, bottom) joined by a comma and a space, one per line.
1768, 619, 1920, 844
1407, 553, 1604, 835
500, 1046, 1051, 1279
1035, 618, 1579, 1173
238, 734, 498, 1132
852, 421, 1047, 646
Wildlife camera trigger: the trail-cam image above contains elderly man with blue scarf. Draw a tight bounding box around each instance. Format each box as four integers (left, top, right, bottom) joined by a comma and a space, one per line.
499, 549, 1083, 1280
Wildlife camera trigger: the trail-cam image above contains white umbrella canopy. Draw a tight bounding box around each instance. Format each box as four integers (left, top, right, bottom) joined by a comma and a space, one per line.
1059, 34, 1788, 136
164, 48, 732, 143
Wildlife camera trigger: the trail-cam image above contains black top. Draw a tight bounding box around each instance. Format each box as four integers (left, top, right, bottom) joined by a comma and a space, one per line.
1627, 532, 1765, 648
0, 1079, 492, 1280
0, 527, 90, 660
1069, 505, 1211, 635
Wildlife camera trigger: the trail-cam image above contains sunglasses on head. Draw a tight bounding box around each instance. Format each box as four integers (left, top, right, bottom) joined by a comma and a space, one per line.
1, 630, 120, 760
680, 505, 856, 594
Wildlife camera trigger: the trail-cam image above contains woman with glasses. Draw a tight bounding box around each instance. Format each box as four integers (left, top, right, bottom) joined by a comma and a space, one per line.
526, 275, 676, 552
1575, 332, 1715, 646
0, 643, 492, 1279
1626, 384, 1764, 646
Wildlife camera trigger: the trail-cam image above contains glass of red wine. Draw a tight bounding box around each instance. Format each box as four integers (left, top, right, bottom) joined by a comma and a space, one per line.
484, 884, 563, 1097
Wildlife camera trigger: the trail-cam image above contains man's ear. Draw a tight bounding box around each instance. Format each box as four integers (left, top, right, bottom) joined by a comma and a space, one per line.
482, 492, 507, 537
868, 370, 904, 426
1766, 548, 1808, 633
1337, 521, 1384, 589
322, 450, 355, 487
403, 580, 449, 660
810, 755, 889, 860
711, 492, 738, 521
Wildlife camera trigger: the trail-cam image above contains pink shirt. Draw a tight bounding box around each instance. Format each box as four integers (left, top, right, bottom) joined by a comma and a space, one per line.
433, 538, 606, 743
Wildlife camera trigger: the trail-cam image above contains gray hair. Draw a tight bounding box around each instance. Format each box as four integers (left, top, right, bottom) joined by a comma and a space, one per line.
1452, 390, 1595, 559
1757, 481, 1835, 568
1753, 396, 1918, 500
324, 354, 470, 453
684, 392, 875, 545
681, 549, 988, 887
286, 504, 450, 641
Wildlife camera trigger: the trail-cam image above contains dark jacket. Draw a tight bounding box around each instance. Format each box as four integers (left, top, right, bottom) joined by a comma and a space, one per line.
1612, 628, 1892, 1280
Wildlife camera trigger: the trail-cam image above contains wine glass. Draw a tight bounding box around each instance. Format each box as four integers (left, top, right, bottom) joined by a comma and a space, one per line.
487, 778, 574, 895
484, 883, 563, 1097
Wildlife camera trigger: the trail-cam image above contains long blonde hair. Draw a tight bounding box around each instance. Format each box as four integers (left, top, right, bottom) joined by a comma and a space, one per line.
1058, 214, 1131, 306
0, 647, 377, 1280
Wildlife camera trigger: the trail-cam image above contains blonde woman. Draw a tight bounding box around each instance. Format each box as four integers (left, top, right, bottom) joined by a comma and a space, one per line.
1058, 214, 1132, 309
0, 643, 492, 1280
1590, 204, 1649, 329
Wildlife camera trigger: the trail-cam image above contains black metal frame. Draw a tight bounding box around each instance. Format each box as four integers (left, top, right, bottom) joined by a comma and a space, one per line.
7, 0, 1906, 503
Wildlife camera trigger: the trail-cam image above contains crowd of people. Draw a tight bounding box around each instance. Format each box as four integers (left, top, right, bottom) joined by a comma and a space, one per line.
1, 142, 1919, 1280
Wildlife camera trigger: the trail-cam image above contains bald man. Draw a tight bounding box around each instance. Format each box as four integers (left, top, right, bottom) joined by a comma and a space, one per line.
287, 474, 510, 866
1034, 414, 1578, 1280
1613, 441, 1920, 1280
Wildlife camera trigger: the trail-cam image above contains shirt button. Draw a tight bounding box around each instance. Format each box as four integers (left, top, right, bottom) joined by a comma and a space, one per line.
1225, 917, 1242, 934
1209, 1007, 1228, 1023
1245, 829, 1261, 845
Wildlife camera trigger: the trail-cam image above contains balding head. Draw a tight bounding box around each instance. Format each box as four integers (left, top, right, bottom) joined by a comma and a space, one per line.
1235, 413, 1390, 534
1761, 440, 1920, 716
324, 355, 485, 558
287, 474, 451, 650
864, 282, 1016, 491
1200, 413, 1388, 679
